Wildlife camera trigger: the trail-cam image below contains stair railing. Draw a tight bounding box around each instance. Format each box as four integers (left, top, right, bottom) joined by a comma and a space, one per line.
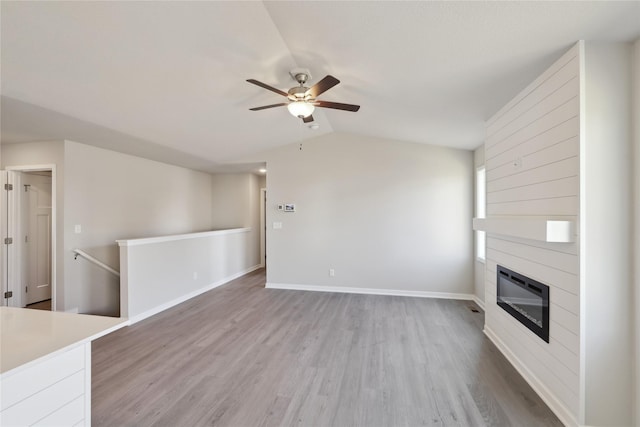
73, 249, 120, 277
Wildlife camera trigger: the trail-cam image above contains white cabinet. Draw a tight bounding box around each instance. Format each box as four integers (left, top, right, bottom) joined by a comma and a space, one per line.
1, 344, 90, 427
0, 307, 127, 427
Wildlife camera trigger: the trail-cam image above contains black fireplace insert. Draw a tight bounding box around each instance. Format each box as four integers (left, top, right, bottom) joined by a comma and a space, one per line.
497, 265, 549, 343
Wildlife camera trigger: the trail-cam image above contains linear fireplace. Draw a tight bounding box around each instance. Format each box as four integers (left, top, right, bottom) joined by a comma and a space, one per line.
497, 265, 549, 343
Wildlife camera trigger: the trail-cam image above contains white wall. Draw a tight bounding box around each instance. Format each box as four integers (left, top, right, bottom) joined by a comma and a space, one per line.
248, 174, 261, 268
211, 173, 262, 271
2, 140, 216, 315
211, 174, 253, 229
63, 140, 214, 316
1, 141, 66, 310
634, 36, 640, 427
264, 132, 474, 297
473, 145, 485, 306
2, 140, 264, 317
582, 42, 633, 426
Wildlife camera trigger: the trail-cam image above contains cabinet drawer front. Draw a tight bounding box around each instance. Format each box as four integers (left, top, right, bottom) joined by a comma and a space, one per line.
32, 395, 84, 427
1, 345, 85, 411
1, 370, 84, 426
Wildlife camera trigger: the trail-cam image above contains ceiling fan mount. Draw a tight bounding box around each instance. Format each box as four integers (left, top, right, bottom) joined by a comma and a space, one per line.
247, 69, 360, 123
289, 68, 311, 85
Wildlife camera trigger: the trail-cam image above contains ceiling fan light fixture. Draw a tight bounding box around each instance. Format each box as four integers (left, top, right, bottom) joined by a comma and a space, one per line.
247, 73, 359, 119
287, 101, 315, 118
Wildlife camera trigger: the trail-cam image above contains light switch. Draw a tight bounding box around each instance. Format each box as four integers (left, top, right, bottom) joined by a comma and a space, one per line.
273, 222, 283, 229
74, 225, 82, 234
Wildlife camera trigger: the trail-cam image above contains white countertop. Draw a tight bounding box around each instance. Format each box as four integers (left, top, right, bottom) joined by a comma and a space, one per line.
0, 307, 128, 376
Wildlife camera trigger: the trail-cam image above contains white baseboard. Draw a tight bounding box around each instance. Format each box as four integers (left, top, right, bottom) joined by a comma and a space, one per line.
484, 326, 576, 427
472, 295, 485, 311
129, 264, 261, 324
265, 282, 475, 301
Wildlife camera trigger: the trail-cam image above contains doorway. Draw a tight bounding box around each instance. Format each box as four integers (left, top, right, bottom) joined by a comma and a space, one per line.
23, 171, 53, 307
1, 166, 56, 310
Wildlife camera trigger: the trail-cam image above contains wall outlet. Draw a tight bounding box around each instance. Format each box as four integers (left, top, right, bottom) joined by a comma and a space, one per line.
74, 224, 82, 234
329, 268, 335, 277
273, 222, 283, 229
193, 272, 198, 280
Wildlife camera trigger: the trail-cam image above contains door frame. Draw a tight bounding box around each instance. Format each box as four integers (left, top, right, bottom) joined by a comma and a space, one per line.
1, 171, 18, 307
6, 164, 57, 310
260, 188, 266, 268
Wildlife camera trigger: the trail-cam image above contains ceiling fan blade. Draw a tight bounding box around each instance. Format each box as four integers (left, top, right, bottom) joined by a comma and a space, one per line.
249, 103, 288, 111
308, 75, 340, 98
302, 115, 314, 123
315, 100, 360, 112
246, 79, 289, 97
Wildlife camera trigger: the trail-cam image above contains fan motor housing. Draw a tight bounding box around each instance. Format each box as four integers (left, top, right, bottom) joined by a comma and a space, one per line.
288, 86, 312, 101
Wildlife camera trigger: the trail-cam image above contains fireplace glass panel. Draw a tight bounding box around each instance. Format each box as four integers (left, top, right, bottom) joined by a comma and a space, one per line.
497, 265, 549, 342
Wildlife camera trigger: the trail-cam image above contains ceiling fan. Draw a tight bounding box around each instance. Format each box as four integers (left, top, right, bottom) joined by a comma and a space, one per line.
247, 69, 360, 123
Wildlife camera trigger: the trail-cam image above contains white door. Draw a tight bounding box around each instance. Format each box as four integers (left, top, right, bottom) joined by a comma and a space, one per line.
1, 170, 22, 307
23, 173, 52, 305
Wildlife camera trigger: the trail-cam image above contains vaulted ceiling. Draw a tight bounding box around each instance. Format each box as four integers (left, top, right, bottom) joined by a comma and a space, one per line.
1, 1, 639, 172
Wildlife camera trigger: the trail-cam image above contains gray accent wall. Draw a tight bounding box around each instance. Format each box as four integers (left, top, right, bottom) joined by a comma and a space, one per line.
263, 132, 474, 296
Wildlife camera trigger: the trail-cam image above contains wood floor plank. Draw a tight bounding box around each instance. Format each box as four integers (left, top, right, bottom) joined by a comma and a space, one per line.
92, 269, 562, 426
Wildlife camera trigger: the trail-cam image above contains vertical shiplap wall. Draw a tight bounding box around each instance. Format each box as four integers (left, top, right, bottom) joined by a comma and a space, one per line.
483, 44, 580, 425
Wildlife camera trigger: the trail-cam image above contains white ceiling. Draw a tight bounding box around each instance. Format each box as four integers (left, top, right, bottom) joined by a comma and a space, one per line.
1, 1, 639, 173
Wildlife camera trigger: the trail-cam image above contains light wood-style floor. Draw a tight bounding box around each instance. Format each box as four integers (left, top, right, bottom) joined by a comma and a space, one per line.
92, 269, 561, 426
25, 299, 51, 311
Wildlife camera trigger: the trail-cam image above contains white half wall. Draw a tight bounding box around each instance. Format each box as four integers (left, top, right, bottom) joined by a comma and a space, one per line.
118, 228, 259, 323
263, 132, 473, 296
